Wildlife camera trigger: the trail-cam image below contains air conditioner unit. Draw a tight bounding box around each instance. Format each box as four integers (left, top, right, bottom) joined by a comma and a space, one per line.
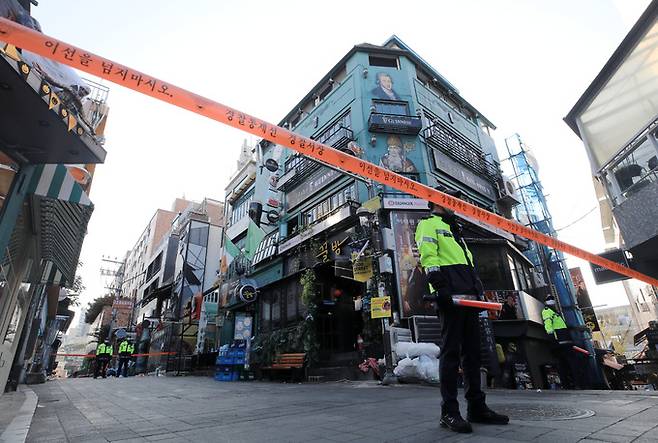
497, 178, 521, 206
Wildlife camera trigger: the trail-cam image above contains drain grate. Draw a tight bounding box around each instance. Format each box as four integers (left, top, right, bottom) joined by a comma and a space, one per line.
491, 403, 595, 421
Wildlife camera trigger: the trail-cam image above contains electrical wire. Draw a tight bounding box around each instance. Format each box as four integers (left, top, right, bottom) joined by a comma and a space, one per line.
555, 206, 598, 232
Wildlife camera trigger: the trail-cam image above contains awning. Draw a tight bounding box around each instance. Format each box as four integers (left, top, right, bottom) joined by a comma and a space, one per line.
26, 164, 91, 205
25, 164, 94, 286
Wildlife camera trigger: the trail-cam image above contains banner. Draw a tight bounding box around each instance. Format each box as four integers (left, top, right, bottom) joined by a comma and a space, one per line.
569, 268, 600, 332
351, 252, 373, 283
2, 18, 657, 288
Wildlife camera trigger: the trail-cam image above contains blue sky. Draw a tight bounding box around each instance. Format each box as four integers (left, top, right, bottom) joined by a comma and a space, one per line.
30, 0, 652, 317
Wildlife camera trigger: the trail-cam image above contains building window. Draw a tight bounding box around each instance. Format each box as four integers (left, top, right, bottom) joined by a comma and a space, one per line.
372, 100, 408, 116
230, 189, 255, 225
302, 184, 356, 227
369, 55, 399, 69
313, 111, 352, 146
606, 133, 658, 201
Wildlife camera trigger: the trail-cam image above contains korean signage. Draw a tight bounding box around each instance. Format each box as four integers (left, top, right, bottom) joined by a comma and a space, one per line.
286, 166, 342, 209
351, 252, 374, 283
371, 296, 392, 319
282, 227, 356, 276
590, 249, 631, 284
569, 267, 600, 332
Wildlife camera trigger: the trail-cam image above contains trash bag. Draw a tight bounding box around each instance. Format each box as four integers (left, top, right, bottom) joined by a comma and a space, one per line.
394, 342, 440, 359
416, 354, 440, 383
393, 357, 419, 379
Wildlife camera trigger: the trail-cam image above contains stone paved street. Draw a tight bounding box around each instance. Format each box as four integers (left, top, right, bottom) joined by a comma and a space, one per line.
2, 377, 656, 442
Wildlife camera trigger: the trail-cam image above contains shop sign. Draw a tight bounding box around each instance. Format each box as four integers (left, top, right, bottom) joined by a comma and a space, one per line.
316, 235, 351, 263
383, 197, 428, 210
432, 150, 496, 200
239, 284, 257, 304
371, 296, 392, 319
351, 252, 373, 282
590, 249, 631, 284
368, 113, 422, 135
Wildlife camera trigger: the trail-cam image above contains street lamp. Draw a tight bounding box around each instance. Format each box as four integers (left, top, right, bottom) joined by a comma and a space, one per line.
356, 205, 397, 385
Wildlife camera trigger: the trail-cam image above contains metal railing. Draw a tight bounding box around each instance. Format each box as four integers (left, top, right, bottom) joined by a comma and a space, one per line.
279, 127, 354, 191
423, 122, 501, 182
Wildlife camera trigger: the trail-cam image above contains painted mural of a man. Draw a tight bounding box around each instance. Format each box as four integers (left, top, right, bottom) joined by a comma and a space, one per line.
380, 135, 417, 173
371, 72, 400, 100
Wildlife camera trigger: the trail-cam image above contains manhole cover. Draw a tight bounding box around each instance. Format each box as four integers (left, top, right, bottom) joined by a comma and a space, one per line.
492, 403, 595, 421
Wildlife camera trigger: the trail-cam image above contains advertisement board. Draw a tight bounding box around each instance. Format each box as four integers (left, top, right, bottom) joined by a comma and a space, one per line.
389, 211, 434, 318
590, 249, 631, 284
371, 296, 392, 319
569, 267, 600, 332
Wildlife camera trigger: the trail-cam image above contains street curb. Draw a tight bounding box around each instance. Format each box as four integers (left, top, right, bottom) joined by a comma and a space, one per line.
0, 386, 37, 443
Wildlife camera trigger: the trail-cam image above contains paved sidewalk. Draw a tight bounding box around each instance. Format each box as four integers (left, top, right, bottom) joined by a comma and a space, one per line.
0, 386, 38, 443
11, 376, 658, 442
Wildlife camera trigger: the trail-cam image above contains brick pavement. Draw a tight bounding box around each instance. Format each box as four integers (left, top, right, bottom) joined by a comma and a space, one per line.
3, 376, 658, 442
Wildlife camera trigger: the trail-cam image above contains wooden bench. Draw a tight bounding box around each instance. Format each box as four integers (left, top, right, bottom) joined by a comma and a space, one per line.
261, 353, 306, 382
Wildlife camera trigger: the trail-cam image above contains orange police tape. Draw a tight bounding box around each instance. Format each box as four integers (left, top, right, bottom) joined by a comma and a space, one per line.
55, 352, 177, 358
1, 18, 657, 288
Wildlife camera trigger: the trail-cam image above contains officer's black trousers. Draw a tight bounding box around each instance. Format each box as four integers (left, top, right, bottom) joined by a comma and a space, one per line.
117, 356, 129, 377
438, 307, 486, 415
94, 356, 109, 378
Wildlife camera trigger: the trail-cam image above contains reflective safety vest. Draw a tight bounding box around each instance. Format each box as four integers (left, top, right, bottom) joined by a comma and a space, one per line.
96, 343, 112, 356
119, 340, 130, 354
128, 344, 135, 354
415, 215, 473, 268
542, 307, 567, 336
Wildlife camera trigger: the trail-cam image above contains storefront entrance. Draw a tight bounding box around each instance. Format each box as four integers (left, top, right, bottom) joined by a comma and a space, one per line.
315, 270, 365, 363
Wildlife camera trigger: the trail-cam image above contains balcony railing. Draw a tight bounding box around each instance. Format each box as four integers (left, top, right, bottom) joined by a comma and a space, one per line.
278, 127, 354, 191
423, 122, 501, 182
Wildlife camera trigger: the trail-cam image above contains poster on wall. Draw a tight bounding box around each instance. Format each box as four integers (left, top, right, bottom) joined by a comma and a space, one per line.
233, 313, 253, 340
371, 296, 392, 319
389, 211, 434, 318
569, 268, 600, 332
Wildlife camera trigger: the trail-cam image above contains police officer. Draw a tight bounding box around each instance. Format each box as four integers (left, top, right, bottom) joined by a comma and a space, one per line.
415, 186, 508, 433
117, 338, 133, 377
94, 339, 112, 379
542, 295, 578, 388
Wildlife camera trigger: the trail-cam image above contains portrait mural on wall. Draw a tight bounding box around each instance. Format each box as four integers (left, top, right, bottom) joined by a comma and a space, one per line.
371, 72, 400, 100
379, 135, 418, 173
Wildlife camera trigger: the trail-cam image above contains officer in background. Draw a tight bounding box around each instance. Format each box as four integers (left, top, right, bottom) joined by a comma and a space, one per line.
117, 338, 133, 377
94, 339, 112, 379
542, 295, 579, 388
415, 186, 509, 433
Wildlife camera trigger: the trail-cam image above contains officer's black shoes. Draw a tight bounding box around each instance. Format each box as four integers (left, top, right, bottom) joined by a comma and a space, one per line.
440, 413, 473, 433
467, 405, 510, 425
